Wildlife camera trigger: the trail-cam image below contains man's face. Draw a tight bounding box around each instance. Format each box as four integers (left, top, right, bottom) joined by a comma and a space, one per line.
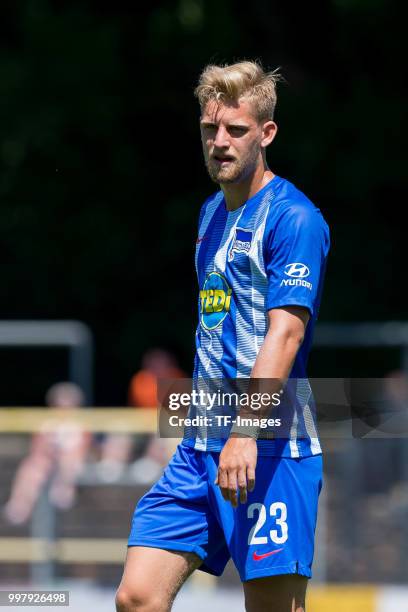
200, 98, 271, 184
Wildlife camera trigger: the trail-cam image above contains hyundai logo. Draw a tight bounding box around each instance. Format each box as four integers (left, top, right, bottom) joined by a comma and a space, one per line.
284, 263, 310, 278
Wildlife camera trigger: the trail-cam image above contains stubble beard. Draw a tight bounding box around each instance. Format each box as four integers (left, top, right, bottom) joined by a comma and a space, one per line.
204, 142, 261, 185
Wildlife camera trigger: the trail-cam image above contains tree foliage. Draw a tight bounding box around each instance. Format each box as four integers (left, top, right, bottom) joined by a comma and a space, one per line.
0, 0, 406, 401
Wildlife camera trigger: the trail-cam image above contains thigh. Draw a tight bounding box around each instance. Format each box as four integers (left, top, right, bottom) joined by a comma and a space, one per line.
117, 545, 202, 611
243, 574, 308, 612
128, 443, 230, 577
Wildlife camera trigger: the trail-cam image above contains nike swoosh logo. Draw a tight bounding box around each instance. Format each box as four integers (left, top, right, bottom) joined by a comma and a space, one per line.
253, 548, 284, 561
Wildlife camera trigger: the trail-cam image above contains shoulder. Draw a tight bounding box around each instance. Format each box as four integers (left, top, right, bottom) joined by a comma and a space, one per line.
265, 176, 330, 237
198, 190, 224, 226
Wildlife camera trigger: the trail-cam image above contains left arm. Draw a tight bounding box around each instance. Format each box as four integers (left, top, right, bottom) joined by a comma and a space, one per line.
215, 305, 309, 507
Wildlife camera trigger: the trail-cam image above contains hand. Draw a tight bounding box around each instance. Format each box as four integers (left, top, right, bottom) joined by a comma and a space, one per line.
214, 434, 257, 507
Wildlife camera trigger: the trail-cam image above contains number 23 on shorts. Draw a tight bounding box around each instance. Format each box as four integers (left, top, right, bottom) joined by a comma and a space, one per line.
247, 502, 288, 546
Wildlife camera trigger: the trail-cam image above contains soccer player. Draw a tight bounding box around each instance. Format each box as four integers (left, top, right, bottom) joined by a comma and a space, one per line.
116, 61, 330, 612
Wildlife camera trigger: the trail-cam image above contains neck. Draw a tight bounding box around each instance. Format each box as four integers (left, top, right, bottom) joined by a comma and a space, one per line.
221, 162, 274, 212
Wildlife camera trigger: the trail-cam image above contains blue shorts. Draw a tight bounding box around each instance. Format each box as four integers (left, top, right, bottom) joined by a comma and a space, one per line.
128, 443, 322, 582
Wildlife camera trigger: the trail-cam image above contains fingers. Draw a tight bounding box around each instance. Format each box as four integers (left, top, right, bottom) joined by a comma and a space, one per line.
228, 469, 238, 507
216, 464, 237, 505
247, 465, 256, 492
216, 466, 229, 502
215, 438, 257, 506
237, 467, 248, 505
216, 466, 252, 507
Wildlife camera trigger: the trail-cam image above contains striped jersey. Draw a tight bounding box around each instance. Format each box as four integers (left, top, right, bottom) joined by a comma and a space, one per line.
182, 174, 330, 457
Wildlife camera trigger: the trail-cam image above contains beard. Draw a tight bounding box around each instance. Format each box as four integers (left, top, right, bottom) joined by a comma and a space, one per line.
204, 141, 261, 185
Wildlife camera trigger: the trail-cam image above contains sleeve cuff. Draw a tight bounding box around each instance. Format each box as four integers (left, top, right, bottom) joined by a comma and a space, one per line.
266, 298, 313, 316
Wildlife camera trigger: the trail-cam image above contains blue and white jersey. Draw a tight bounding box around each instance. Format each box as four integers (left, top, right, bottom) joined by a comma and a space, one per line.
183, 175, 330, 457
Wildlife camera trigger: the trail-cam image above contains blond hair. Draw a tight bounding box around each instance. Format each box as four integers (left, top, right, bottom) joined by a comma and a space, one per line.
194, 60, 282, 122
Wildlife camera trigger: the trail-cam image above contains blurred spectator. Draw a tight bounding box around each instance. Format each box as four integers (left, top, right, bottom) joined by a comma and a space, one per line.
97, 349, 186, 483
128, 348, 186, 408
2, 382, 91, 525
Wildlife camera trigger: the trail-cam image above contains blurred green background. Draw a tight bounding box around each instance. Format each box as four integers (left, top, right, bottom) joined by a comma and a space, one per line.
0, 0, 406, 404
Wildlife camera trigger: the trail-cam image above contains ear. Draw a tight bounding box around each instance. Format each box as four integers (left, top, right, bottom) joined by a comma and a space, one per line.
261, 121, 278, 148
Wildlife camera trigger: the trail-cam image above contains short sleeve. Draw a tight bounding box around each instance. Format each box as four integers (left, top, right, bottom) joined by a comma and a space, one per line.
263, 203, 330, 317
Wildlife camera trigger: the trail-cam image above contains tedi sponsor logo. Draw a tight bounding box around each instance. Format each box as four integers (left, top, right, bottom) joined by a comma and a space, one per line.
200, 272, 232, 330
280, 262, 312, 290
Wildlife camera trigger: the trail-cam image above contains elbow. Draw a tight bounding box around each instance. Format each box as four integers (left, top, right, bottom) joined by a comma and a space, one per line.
268, 325, 305, 349
266, 306, 310, 349
286, 328, 305, 348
